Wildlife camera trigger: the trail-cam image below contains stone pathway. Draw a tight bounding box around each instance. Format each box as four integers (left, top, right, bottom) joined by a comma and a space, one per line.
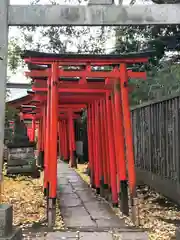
35, 162, 148, 239
57, 162, 124, 231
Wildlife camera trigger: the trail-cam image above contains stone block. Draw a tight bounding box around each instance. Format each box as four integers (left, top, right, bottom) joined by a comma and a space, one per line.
7, 143, 36, 149
7, 158, 34, 166
114, 231, 148, 240
0, 204, 13, 237
0, 228, 22, 240
8, 147, 34, 154
8, 147, 35, 161
176, 226, 180, 239
37, 151, 44, 168
8, 153, 35, 160
7, 164, 36, 174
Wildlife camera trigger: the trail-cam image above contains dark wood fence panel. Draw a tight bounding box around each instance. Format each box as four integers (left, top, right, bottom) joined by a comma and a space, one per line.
131, 95, 180, 204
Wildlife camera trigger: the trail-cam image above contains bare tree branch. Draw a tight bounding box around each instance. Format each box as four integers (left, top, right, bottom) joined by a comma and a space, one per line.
129, 0, 137, 5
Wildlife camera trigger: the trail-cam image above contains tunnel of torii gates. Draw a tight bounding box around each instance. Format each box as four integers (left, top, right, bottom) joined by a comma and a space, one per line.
8, 50, 153, 226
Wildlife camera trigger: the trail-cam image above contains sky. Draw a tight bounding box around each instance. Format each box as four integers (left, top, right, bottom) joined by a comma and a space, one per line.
8, 0, 143, 101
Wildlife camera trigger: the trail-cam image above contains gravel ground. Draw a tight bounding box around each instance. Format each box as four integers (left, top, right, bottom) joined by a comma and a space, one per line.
76, 163, 180, 240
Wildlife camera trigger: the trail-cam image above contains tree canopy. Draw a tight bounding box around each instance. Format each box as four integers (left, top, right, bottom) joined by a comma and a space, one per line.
113, 24, 180, 105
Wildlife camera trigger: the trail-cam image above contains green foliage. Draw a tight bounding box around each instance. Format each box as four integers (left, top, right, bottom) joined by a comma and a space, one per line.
114, 25, 180, 105
128, 63, 180, 105
4, 104, 18, 142
5, 104, 18, 122
39, 26, 106, 54
8, 39, 22, 73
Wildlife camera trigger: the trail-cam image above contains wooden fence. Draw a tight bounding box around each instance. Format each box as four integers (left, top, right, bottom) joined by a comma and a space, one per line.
131, 94, 180, 204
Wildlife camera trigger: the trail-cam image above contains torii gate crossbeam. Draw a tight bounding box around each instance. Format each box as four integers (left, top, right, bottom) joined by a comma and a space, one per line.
8, 4, 180, 26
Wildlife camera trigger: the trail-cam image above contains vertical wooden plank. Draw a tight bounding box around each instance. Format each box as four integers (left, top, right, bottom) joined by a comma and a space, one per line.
165, 99, 169, 178
156, 102, 160, 176
176, 97, 180, 189
172, 98, 176, 181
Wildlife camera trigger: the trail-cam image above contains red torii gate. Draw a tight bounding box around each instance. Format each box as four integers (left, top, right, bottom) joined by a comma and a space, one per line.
10, 50, 152, 226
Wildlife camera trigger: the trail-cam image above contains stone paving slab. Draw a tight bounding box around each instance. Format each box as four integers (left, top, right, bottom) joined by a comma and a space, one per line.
73, 186, 89, 191
36, 231, 149, 240
46, 231, 77, 239
61, 206, 97, 228
45, 231, 113, 240
80, 232, 113, 240
59, 194, 82, 208
34, 230, 148, 240
58, 184, 74, 194
70, 181, 89, 187
57, 168, 73, 173
75, 190, 97, 202
58, 172, 76, 178
113, 231, 148, 239
67, 176, 82, 183
70, 182, 89, 191
96, 218, 124, 228
83, 201, 120, 220
45, 231, 148, 240
57, 177, 69, 185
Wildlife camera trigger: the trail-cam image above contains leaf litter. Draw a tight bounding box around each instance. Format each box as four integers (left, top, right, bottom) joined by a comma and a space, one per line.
1, 172, 64, 239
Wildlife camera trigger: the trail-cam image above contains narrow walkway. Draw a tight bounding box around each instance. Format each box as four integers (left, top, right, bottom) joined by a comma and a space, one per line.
45, 162, 148, 239
57, 161, 124, 230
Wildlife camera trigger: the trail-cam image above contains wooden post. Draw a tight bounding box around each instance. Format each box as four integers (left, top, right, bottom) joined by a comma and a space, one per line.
102, 99, 111, 192
106, 94, 118, 206
37, 119, 42, 155
120, 63, 138, 225
31, 116, 36, 142
97, 101, 103, 195
48, 62, 58, 227
44, 76, 51, 196
101, 100, 109, 194
87, 105, 95, 188
99, 100, 107, 196
68, 110, 77, 168
64, 120, 69, 161
114, 79, 129, 216
92, 103, 100, 191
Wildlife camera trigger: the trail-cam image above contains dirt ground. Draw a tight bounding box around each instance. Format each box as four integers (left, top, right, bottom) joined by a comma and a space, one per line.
76, 163, 180, 240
